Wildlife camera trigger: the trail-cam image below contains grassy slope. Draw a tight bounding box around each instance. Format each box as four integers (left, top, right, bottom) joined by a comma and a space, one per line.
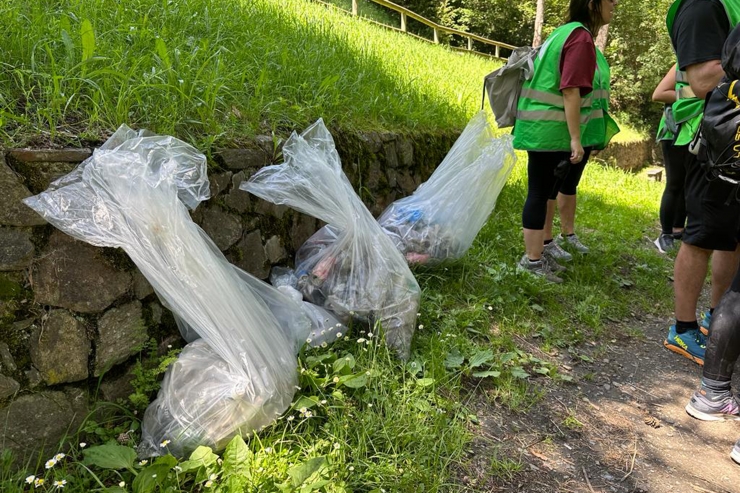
1, 1, 667, 492
0, 0, 495, 148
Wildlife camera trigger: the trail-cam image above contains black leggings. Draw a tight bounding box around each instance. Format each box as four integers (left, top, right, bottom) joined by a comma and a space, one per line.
522, 149, 591, 230
703, 269, 740, 381
658, 141, 689, 234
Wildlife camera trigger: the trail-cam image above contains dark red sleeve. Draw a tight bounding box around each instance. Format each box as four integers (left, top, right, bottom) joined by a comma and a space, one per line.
559, 28, 597, 96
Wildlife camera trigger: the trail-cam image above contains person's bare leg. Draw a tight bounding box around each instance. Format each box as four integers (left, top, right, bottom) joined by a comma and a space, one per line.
523, 228, 545, 260
710, 247, 740, 308
557, 193, 577, 236
543, 200, 556, 241
675, 243, 713, 321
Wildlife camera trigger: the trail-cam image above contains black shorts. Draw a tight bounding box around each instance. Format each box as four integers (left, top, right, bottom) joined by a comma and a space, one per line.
683, 150, 740, 251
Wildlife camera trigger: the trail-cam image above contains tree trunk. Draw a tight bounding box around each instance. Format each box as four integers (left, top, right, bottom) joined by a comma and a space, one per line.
595, 24, 609, 51
532, 0, 546, 47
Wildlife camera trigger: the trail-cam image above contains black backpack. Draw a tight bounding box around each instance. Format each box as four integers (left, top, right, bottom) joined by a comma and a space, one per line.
692, 24, 740, 185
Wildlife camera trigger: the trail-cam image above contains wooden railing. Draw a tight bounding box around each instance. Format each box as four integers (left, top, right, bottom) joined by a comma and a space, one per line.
314, 0, 516, 59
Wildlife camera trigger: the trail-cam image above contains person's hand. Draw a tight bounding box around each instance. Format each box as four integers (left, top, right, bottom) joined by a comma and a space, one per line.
570, 139, 584, 164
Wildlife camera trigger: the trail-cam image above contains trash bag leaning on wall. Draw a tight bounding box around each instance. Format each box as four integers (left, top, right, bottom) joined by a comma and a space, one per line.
378, 111, 516, 265
241, 119, 421, 360
23, 125, 308, 457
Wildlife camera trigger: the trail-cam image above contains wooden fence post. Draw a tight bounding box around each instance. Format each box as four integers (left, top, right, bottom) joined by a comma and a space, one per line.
400, 12, 407, 32
495, 45, 500, 58
467, 37, 472, 51
352, 0, 358, 15
433, 28, 439, 44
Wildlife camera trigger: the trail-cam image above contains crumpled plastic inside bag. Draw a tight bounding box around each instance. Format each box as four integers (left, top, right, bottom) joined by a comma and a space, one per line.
23, 125, 310, 457
378, 111, 516, 264
241, 119, 421, 359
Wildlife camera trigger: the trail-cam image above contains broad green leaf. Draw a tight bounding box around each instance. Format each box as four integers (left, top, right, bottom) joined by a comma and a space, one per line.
413, 399, 432, 412
292, 396, 320, 411
406, 359, 423, 376
339, 373, 368, 389
80, 19, 95, 62
178, 445, 218, 472
500, 351, 517, 363
472, 370, 501, 378
333, 354, 355, 374
82, 442, 137, 470
132, 464, 171, 493
223, 435, 252, 476
288, 456, 328, 487
301, 479, 331, 493
416, 377, 435, 388
511, 366, 530, 379
444, 349, 464, 369
534, 366, 550, 375
155, 37, 171, 70
468, 349, 494, 368
305, 353, 334, 369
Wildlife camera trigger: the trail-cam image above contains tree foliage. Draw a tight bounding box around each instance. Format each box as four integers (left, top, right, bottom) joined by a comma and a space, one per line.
391, 0, 675, 127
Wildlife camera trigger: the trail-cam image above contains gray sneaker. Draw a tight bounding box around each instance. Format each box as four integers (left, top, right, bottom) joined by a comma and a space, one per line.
731, 439, 740, 465
542, 249, 567, 272
517, 254, 563, 283
557, 233, 589, 253
544, 241, 573, 262
685, 389, 740, 421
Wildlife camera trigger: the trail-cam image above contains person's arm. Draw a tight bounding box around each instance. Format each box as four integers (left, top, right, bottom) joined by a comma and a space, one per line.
563, 87, 584, 163
652, 65, 677, 103
686, 60, 724, 99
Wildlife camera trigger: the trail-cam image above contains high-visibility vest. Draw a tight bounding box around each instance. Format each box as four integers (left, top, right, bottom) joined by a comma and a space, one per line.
666, 0, 740, 145
512, 22, 619, 152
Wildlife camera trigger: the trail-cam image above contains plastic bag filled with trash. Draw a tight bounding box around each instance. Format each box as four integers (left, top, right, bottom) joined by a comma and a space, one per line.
23, 125, 313, 457
241, 119, 421, 359
378, 111, 516, 264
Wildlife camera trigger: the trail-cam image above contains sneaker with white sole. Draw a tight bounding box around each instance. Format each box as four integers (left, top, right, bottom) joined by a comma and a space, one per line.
517, 254, 563, 283
731, 439, 740, 465
544, 241, 573, 262
685, 389, 740, 421
654, 233, 675, 254
557, 233, 589, 254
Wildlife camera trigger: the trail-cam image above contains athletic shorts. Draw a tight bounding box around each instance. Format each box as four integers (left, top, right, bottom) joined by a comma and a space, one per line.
683, 150, 740, 251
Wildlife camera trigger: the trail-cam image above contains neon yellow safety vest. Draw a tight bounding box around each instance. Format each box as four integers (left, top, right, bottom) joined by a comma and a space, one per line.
667, 0, 740, 145
512, 22, 619, 152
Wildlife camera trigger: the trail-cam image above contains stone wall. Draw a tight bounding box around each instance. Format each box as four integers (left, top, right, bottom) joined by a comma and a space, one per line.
0, 128, 458, 463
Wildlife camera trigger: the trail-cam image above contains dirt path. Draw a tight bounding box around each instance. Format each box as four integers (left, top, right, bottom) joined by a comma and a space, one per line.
461, 311, 740, 493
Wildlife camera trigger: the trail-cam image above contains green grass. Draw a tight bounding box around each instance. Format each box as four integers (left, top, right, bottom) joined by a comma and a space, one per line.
1, 155, 671, 493
0, 0, 497, 148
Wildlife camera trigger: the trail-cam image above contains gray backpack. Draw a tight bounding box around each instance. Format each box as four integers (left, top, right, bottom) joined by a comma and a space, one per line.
482, 46, 540, 128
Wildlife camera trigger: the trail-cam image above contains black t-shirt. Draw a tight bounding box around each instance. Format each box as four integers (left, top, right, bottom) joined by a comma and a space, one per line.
670, 0, 731, 70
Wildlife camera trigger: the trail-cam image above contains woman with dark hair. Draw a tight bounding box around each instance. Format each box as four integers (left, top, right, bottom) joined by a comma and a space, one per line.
513, 0, 620, 282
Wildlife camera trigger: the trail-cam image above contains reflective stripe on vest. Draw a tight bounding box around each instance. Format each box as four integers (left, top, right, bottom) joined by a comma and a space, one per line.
516, 108, 604, 124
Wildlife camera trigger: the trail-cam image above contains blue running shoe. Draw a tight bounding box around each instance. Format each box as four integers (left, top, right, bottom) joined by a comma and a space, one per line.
732, 439, 740, 465
700, 311, 711, 336
663, 326, 705, 365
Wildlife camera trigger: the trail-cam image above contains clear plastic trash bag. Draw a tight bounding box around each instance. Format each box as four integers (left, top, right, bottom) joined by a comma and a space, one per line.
23, 125, 306, 457
241, 119, 421, 359
271, 267, 347, 347
378, 111, 516, 264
